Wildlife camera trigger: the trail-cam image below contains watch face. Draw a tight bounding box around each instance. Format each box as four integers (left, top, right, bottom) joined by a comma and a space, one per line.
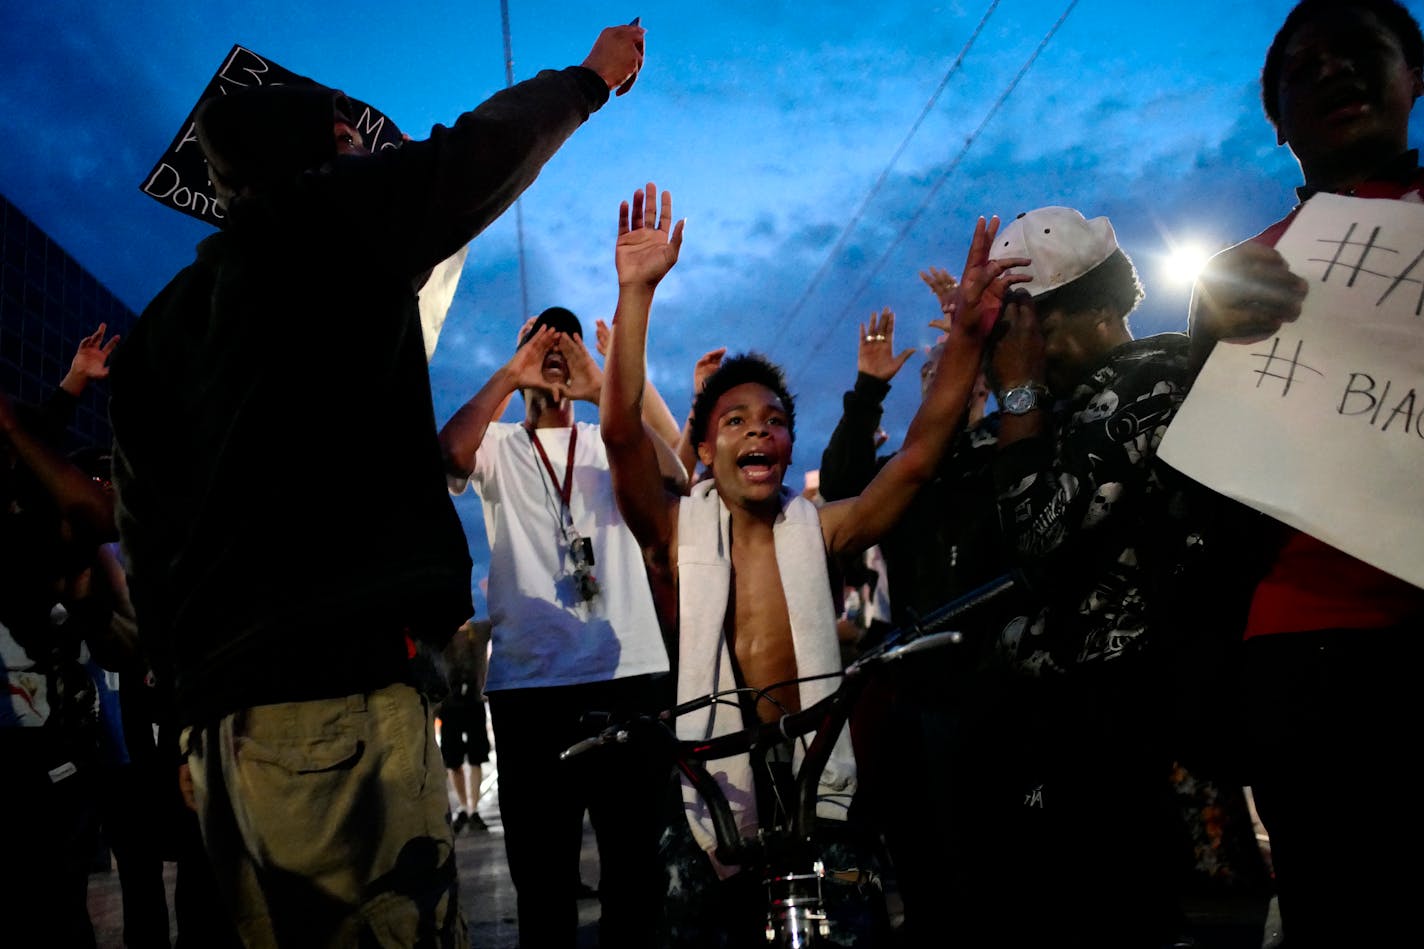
1004, 387, 1036, 414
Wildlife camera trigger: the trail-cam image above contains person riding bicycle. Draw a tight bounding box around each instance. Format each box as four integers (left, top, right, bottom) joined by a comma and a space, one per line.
598, 182, 1029, 944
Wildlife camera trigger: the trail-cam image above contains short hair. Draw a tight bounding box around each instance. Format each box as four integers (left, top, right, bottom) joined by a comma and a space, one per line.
689, 353, 796, 448
1261, 0, 1424, 127
517, 306, 583, 349
1031, 248, 1144, 321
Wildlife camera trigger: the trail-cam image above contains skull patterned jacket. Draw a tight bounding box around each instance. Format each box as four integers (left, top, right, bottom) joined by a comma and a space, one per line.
992, 333, 1196, 674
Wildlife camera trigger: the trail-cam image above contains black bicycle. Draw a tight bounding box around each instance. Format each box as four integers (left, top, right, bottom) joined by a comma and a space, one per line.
562, 573, 1018, 947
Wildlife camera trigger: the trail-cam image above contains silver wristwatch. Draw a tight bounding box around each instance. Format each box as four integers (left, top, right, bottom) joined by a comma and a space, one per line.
999, 383, 1049, 415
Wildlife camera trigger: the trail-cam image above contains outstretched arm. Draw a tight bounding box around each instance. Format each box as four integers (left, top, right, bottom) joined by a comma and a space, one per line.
638, 375, 684, 458
818, 308, 913, 501
821, 216, 1029, 556
595, 317, 684, 457
353, 24, 646, 278
574, 324, 685, 490
601, 183, 685, 551
438, 325, 561, 480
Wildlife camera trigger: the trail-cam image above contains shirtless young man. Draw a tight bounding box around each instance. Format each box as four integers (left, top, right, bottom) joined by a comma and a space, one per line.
599, 182, 1026, 939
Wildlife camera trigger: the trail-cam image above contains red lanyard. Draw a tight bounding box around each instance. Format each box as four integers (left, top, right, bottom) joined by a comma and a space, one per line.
526, 424, 577, 512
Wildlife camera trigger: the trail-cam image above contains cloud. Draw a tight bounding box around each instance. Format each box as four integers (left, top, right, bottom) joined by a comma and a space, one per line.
3, 0, 1410, 601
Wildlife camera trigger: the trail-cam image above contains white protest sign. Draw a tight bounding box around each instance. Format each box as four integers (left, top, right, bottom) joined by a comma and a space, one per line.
418, 244, 469, 362
1159, 192, 1424, 589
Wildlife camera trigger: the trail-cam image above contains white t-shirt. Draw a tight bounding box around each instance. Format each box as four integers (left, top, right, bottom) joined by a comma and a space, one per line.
452, 421, 668, 692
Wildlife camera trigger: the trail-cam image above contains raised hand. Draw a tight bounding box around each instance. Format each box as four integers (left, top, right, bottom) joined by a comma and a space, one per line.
562, 332, 605, 403
919, 267, 959, 333
692, 347, 727, 396
857, 307, 916, 382
616, 183, 685, 290
514, 316, 537, 349
71, 323, 120, 380
583, 23, 646, 95
989, 291, 1048, 392
595, 318, 613, 358
952, 216, 1032, 338
1191, 241, 1308, 343
504, 324, 564, 399
60, 322, 121, 396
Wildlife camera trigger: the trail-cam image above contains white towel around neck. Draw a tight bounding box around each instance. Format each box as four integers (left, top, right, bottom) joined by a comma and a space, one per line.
675, 479, 856, 876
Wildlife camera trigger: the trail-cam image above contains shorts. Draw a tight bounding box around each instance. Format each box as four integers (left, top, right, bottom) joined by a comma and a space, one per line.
438, 696, 490, 770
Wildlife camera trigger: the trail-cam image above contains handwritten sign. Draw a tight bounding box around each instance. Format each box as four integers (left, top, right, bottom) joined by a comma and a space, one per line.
138, 45, 405, 227
1160, 192, 1424, 588
139, 45, 467, 361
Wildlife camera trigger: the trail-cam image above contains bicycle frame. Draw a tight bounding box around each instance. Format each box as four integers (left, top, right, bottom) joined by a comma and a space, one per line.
563, 572, 1019, 945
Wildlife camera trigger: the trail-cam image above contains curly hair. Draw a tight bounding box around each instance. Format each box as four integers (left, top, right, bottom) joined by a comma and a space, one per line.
1261, 0, 1423, 127
1031, 248, 1144, 321
689, 353, 796, 449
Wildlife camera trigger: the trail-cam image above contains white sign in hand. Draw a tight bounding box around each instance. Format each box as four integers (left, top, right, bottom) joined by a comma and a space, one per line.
1160, 192, 1424, 589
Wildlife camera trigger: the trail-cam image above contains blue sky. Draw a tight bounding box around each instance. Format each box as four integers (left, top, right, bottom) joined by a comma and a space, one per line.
3, 1, 1421, 613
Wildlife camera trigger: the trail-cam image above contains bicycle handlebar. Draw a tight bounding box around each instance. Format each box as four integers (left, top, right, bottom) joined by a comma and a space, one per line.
560, 572, 1021, 864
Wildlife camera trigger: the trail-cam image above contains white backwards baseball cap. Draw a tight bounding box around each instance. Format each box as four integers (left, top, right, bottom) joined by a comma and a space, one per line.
992, 207, 1120, 298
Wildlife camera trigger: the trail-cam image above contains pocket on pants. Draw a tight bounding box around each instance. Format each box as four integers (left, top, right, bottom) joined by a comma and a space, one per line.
228, 712, 374, 888
237, 734, 364, 774
373, 685, 436, 801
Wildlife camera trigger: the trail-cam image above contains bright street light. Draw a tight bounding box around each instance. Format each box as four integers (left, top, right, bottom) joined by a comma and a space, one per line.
1162, 242, 1213, 287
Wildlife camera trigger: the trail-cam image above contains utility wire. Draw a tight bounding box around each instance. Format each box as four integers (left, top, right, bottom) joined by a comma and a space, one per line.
773, 0, 1003, 347
500, 0, 531, 319
793, 0, 1081, 376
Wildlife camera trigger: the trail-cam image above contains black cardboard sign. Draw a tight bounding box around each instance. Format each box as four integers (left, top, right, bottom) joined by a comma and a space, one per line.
139, 45, 404, 226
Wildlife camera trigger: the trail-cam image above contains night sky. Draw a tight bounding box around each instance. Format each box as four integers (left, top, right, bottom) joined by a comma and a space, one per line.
4, 1, 1420, 612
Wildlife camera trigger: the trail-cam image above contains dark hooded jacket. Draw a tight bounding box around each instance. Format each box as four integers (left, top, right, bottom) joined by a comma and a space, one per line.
110, 67, 608, 726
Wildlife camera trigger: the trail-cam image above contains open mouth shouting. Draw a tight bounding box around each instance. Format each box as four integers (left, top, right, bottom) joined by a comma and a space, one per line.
736, 449, 779, 484
541, 349, 569, 381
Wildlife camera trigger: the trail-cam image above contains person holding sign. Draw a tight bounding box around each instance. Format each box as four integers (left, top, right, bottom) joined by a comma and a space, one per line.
1185, 2, 1424, 945
109, 23, 647, 948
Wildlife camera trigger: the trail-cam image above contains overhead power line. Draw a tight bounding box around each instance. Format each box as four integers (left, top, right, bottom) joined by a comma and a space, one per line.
794, 0, 1082, 377
774, 0, 1003, 345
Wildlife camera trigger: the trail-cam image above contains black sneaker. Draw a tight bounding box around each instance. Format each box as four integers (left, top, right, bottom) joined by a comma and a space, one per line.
467, 812, 490, 832
452, 811, 469, 835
